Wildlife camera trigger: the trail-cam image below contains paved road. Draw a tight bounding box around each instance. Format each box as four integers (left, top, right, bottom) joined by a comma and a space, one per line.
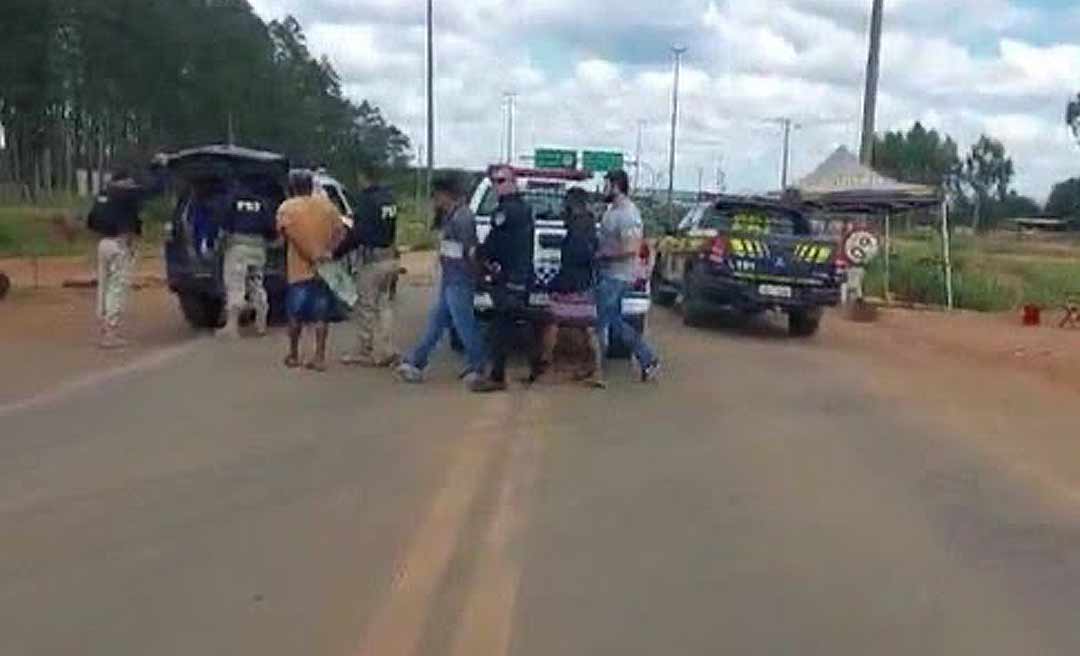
3, 283, 1080, 655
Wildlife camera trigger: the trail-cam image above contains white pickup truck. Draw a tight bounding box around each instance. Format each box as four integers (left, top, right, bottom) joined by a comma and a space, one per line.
466, 166, 653, 358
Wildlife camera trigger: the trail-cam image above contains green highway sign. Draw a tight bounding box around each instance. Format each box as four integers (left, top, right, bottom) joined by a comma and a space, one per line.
534, 148, 578, 169
582, 150, 624, 173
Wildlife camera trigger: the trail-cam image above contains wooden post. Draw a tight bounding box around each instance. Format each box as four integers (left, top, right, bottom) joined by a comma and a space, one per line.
941, 199, 954, 310
884, 211, 891, 303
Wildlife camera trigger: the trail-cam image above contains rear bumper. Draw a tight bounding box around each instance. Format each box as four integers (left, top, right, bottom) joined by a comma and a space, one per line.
692, 272, 840, 311
473, 291, 651, 318
164, 241, 287, 300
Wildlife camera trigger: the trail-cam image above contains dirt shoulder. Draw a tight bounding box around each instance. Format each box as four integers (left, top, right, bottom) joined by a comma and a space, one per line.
826, 305, 1080, 397
0, 256, 192, 406
825, 305, 1080, 514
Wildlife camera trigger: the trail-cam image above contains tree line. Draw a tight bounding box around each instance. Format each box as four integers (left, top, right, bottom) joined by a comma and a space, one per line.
0, 0, 411, 198
871, 95, 1080, 230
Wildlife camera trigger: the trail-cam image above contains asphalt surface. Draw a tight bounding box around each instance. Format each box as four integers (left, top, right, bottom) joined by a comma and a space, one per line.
3, 282, 1080, 655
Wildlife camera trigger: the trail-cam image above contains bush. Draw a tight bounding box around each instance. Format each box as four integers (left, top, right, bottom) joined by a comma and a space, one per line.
864, 236, 1080, 312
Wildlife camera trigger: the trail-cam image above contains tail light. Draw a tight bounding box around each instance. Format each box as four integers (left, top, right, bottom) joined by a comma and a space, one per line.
833, 242, 850, 274
707, 235, 729, 264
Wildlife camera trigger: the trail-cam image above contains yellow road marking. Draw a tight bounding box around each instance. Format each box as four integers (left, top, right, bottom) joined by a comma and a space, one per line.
449, 396, 548, 656
354, 403, 510, 656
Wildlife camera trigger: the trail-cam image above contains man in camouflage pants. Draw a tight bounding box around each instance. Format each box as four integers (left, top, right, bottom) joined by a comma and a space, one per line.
333, 171, 401, 367
87, 164, 163, 348
96, 233, 135, 347
217, 180, 277, 338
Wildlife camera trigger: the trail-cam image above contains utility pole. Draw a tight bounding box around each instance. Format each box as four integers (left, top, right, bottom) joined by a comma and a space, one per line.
766, 118, 799, 189
667, 45, 687, 207
697, 167, 704, 200
780, 118, 793, 189
425, 0, 434, 198
503, 92, 517, 164
859, 0, 884, 165
634, 120, 645, 191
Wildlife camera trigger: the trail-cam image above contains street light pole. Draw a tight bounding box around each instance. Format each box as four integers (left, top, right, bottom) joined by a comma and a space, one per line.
667, 46, 687, 207
504, 92, 517, 164
634, 120, 645, 191
859, 0, 884, 165
425, 0, 434, 198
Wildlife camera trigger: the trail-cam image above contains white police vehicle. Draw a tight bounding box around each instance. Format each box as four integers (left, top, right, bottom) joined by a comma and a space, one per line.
467, 166, 653, 358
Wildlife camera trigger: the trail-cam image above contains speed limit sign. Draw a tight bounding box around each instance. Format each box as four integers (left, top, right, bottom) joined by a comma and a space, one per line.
844, 230, 880, 265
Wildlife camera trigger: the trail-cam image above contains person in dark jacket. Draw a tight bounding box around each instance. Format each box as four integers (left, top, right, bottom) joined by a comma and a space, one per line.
217, 178, 278, 338
530, 188, 605, 387
334, 171, 400, 367
474, 165, 534, 392
86, 158, 165, 348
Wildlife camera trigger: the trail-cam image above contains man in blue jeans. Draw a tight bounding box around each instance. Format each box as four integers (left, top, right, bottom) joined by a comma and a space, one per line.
596, 169, 661, 382
396, 174, 490, 391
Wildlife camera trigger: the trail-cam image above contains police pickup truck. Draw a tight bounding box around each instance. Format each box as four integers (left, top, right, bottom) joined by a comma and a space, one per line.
652, 196, 844, 336
467, 167, 653, 357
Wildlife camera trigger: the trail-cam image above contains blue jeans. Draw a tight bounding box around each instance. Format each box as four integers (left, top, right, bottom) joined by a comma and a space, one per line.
407, 281, 487, 374
596, 275, 657, 369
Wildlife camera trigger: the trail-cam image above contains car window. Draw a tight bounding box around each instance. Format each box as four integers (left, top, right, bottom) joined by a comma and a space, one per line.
521, 189, 565, 221
701, 207, 802, 235
678, 206, 703, 232
478, 185, 570, 221
323, 184, 349, 217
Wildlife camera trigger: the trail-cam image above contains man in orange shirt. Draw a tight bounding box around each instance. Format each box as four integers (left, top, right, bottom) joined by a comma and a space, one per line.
276, 170, 345, 372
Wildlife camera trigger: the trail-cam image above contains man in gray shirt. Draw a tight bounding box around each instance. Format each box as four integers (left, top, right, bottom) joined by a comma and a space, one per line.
396, 174, 489, 389
596, 169, 660, 382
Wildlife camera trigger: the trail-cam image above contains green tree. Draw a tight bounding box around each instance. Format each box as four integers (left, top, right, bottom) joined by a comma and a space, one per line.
1067, 93, 1080, 146
872, 122, 961, 187
1046, 178, 1080, 219
988, 192, 1040, 222
961, 135, 1015, 231
0, 2, 410, 195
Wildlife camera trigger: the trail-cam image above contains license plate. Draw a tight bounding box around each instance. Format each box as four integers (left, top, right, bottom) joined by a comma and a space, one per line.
529, 292, 550, 305
758, 284, 792, 299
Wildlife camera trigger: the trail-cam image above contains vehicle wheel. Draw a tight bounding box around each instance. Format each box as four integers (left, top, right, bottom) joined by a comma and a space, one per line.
682, 272, 707, 327
178, 293, 224, 329
651, 269, 677, 307
788, 308, 823, 337
607, 314, 645, 360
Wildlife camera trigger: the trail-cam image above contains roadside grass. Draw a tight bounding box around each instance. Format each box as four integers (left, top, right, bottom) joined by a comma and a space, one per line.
864, 232, 1080, 312
395, 198, 438, 251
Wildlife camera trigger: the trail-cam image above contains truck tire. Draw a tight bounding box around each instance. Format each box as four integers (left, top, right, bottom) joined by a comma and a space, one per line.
608, 314, 645, 360
178, 292, 224, 330
651, 268, 677, 307
788, 308, 822, 337
682, 272, 708, 327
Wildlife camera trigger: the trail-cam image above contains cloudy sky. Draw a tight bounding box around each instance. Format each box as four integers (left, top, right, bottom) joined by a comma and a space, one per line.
247, 0, 1079, 199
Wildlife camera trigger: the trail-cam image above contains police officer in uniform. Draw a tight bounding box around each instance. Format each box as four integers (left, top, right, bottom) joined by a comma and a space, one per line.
474, 165, 534, 392
335, 170, 401, 367
217, 178, 277, 338
86, 159, 165, 348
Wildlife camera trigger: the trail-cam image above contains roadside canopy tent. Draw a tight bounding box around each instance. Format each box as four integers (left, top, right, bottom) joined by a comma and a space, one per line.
789, 146, 953, 307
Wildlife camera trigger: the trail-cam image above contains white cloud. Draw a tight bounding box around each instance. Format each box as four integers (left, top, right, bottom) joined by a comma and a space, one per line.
249, 0, 1080, 200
